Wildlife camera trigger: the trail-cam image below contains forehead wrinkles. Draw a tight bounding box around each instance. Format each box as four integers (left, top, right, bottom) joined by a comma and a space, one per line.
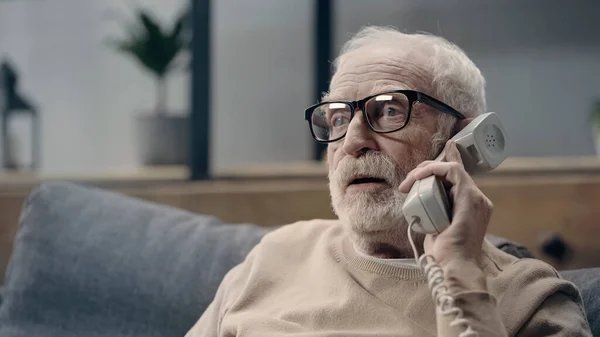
328, 53, 433, 101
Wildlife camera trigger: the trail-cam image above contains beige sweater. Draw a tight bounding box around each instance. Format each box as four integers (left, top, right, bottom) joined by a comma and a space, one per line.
186, 219, 592, 337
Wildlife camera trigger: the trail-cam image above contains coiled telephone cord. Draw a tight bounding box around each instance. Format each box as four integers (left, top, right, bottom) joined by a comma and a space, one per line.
408, 218, 478, 337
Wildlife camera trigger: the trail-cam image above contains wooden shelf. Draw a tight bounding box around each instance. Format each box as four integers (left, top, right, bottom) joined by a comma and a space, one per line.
1, 156, 600, 190
217, 156, 600, 178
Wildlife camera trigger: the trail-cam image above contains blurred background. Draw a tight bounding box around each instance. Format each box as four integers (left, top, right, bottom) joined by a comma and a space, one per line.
1, 0, 600, 270
1, 0, 599, 178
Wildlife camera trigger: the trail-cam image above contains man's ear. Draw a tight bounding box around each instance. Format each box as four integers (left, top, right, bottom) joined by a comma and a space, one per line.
453, 117, 474, 135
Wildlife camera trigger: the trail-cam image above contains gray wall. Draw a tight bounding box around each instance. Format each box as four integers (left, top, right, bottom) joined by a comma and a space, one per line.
212, 0, 312, 171
0, 0, 313, 174
1, 0, 599, 174
336, 0, 600, 156
0, 0, 190, 173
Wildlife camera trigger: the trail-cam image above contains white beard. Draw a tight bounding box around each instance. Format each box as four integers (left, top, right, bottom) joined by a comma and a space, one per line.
329, 151, 416, 243
328, 131, 448, 256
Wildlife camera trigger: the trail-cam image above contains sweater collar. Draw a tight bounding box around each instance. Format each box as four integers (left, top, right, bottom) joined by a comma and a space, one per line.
338, 234, 426, 280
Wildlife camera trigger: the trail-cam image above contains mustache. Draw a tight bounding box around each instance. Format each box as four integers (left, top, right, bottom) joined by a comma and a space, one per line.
329, 151, 403, 188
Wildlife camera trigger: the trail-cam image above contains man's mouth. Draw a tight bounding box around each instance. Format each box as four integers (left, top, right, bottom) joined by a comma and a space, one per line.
348, 176, 387, 186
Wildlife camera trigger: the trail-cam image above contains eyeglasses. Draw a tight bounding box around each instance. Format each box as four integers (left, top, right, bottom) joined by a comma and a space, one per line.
304, 90, 465, 143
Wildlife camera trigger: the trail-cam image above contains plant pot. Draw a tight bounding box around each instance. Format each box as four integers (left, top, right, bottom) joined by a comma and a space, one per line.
593, 127, 600, 157
135, 114, 189, 166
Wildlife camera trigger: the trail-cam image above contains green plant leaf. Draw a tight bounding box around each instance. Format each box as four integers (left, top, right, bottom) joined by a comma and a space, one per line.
171, 8, 187, 41
592, 101, 600, 128
107, 7, 190, 78
105, 5, 191, 112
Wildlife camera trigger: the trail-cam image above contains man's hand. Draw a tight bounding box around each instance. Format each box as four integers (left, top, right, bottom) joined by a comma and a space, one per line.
399, 140, 493, 293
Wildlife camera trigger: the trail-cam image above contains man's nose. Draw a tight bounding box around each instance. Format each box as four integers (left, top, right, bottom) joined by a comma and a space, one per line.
341, 110, 378, 157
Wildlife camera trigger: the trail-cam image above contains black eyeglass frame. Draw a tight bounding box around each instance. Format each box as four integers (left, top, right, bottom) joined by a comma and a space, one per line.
304, 90, 466, 143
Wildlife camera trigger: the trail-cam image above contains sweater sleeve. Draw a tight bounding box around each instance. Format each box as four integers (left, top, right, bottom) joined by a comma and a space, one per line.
434, 284, 593, 337
436, 291, 509, 337
185, 246, 259, 337
515, 291, 592, 337
435, 285, 593, 337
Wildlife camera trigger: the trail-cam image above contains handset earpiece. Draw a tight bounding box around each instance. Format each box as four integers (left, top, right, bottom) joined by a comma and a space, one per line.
402, 112, 508, 234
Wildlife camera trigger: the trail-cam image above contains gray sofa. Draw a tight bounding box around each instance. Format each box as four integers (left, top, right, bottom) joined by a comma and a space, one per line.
0, 182, 597, 336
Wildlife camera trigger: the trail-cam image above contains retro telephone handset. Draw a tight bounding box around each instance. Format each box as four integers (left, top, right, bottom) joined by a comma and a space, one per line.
402, 112, 509, 337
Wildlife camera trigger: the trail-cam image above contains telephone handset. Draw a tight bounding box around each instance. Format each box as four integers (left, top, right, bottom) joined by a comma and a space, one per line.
402, 112, 509, 234
404, 112, 509, 337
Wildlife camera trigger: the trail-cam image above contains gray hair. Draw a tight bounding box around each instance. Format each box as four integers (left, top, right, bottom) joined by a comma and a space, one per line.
333, 26, 487, 138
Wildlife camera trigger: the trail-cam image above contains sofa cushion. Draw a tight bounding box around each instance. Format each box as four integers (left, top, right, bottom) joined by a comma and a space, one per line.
485, 234, 534, 259
561, 268, 600, 336
0, 182, 268, 337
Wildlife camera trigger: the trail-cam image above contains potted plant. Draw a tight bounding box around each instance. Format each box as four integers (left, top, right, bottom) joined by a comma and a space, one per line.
108, 7, 190, 166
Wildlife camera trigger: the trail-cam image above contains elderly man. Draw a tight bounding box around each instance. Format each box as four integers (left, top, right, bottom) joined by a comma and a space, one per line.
186, 27, 591, 337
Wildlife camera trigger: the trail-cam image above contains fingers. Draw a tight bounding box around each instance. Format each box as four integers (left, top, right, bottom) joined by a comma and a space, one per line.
444, 141, 463, 164
399, 141, 465, 193
399, 161, 466, 193
416, 160, 436, 169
